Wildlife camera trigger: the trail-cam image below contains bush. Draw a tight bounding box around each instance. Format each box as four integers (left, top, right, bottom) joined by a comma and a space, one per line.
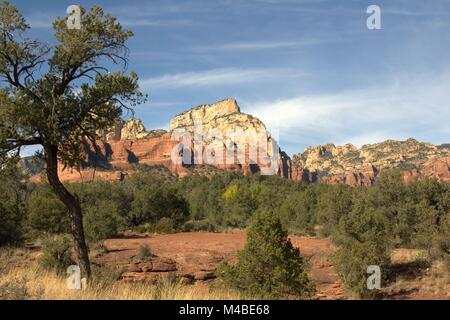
218, 210, 315, 299
83, 200, 122, 241
0, 203, 24, 245
90, 265, 121, 289
332, 204, 391, 299
182, 219, 216, 232
315, 184, 355, 237
126, 172, 189, 227
134, 218, 176, 234
0, 164, 26, 245
38, 235, 74, 275
279, 189, 316, 236
136, 243, 153, 261
334, 243, 389, 299
26, 186, 69, 235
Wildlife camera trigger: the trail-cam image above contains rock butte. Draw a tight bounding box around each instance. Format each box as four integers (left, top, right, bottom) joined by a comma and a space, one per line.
28, 98, 450, 185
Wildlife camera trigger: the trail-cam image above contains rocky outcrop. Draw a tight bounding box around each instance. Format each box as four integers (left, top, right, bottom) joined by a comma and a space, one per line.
169, 98, 240, 130
289, 139, 450, 185
27, 98, 449, 185
99, 118, 167, 141
52, 98, 287, 182
169, 98, 282, 175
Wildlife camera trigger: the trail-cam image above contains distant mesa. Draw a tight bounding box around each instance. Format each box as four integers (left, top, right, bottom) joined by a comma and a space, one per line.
25, 98, 450, 185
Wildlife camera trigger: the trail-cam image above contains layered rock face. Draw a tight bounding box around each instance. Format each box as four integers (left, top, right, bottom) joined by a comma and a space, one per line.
288, 139, 450, 185
56, 99, 285, 182
30, 98, 449, 185
169, 98, 282, 175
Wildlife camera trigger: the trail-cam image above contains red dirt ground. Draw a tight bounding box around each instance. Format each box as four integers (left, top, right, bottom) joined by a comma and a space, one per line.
100, 231, 448, 300
101, 231, 343, 299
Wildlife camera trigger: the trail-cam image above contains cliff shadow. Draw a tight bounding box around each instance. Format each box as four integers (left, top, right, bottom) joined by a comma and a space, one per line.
280, 151, 291, 179
126, 149, 139, 164
83, 143, 112, 169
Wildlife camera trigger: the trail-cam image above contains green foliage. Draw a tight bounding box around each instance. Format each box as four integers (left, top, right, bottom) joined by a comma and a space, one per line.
0, 2, 145, 168
218, 210, 315, 299
182, 219, 216, 232
134, 218, 176, 234
332, 204, 391, 298
0, 162, 26, 245
315, 184, 355, 237
83, 200, 122, 241
1, 154, 448, 299
219, 182, 259, 228
279, 189, 316, 236
0, 1, 146, 277
126, 172, 189, 227
38, 235, 74, 275
26, 186, 69, 235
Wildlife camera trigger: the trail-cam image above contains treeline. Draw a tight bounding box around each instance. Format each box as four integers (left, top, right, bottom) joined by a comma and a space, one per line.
0, 165, 448, 297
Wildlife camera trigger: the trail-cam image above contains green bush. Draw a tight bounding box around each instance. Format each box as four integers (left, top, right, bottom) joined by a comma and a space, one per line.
218, 210, 315, 299
126, 172, 189, 227
26, 186, 69, 235
279, 189, 316, 236
38, 235, 74, 275
83, 200, 123, 241
332, 204, 391, 299
182, 219, 216, 232
134, 217, 176, 234
315, 184, 355, 237
0, 164, 26, 245
0, 203, 24, 245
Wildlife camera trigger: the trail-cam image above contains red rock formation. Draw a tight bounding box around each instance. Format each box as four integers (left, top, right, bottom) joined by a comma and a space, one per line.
28, 99, 450, 185
52, 99, 290, 182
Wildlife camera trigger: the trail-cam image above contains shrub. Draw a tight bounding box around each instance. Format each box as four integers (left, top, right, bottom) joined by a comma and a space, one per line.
83, 200, 122, 241
218, 210, 315, 299
332, 204, 391, 299
38, 235, 74, 275
182, 219, 216, 232
137, 243, 152, 260
90, 265, 121, 289
315, 184, 355, 237
27, 186, 69, 235
0, 203, 23, 245
126, 173, 189, 227
0, 164, 26, 245
134, 218, 176, 234
279, 189, 316, 236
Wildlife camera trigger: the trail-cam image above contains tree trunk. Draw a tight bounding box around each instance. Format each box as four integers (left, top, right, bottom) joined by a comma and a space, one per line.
45, 144, 91, 280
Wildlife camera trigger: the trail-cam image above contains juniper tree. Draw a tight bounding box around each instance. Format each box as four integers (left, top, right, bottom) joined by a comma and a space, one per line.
218, 210, 315, 299
0, 2, 144, 278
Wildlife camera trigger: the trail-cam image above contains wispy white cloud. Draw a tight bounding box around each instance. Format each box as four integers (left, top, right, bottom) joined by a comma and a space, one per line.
24, 5, 198, 29
244, 73, 450, 153
140, 68, 306, 90
118, 18, 195, 27
195, 39, 328, 51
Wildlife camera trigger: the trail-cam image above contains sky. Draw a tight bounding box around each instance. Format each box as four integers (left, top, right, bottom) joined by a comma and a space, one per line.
13, 0, 450, 156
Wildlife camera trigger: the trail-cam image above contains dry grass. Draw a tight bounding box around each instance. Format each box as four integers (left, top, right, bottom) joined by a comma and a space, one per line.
0, 265, 245, 300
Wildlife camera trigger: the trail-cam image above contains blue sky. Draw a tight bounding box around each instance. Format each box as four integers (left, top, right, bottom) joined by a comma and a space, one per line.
14, 0, 450, 155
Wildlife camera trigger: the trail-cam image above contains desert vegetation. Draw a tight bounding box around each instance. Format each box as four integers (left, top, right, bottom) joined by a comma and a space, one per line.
1, 161, 448, 299
0, 1, 448, 301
